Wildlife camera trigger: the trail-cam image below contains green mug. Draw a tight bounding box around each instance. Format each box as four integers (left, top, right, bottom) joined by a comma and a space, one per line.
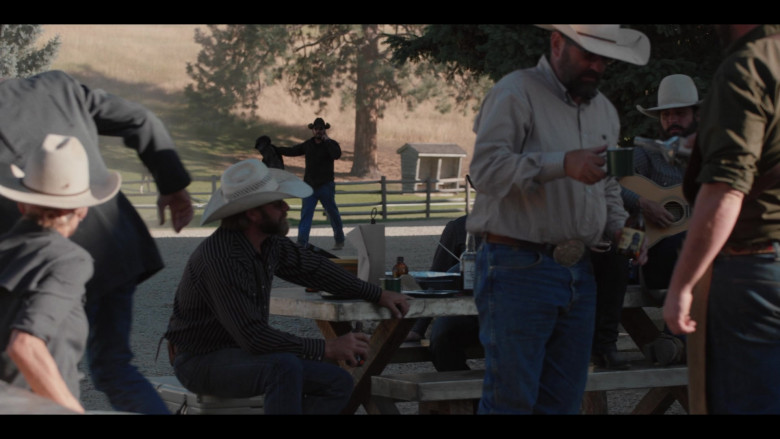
607, 147, 635, 177
380, 277, 401, 292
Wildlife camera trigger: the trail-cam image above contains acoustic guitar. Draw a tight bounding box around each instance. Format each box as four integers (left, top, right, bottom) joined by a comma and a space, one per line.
619, 174, 690, 248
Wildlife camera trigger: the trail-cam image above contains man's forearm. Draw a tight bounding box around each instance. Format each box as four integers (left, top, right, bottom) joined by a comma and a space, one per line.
668, 182, 744, 292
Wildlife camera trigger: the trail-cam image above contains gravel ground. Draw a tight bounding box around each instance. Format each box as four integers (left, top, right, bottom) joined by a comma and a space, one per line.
77, 218, 685, 415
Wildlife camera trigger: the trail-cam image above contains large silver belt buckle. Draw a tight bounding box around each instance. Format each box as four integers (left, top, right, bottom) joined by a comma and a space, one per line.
553, 240, 586, 267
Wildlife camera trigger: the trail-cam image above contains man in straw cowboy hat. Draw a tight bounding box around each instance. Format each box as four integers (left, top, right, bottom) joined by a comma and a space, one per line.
276, 117, 346, 250
0, 70, 193, 414
164, 158, 410, 414
591, 74, 702, 371
0, 134, 121, 413
664, 24, 780, 414
466, 25, 650, 413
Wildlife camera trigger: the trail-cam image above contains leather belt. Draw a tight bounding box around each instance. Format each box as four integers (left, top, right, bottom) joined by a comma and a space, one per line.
484, 233, 586, 267
720, 241, 778, 257
484, 233, 556, 256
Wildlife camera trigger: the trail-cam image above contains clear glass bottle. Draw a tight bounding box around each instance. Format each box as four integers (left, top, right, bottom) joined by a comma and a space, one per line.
617, 210, 645, 260
392, 256, 409, 278
460, 233, 477, 293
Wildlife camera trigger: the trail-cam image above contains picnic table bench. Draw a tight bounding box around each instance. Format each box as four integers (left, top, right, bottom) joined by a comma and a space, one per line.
370, 283, 690, 415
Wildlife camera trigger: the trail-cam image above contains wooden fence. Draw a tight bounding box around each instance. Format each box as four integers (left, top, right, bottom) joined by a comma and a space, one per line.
126, 174, 477, 223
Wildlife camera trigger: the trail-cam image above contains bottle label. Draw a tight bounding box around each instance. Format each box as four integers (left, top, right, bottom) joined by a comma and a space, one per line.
617, 227, 644, 257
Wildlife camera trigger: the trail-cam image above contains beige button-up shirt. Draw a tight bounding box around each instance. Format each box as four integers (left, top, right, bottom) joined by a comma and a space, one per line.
467, 56, 628, 247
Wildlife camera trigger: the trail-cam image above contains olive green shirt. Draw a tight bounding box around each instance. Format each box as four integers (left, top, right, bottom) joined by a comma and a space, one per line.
697, 24, 780, 245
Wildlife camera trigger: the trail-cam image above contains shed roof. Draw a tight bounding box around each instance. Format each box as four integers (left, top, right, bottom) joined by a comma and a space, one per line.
396, 143, 467, 156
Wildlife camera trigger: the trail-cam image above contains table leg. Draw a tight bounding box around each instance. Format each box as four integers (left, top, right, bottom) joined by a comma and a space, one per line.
339, 318, 416, 414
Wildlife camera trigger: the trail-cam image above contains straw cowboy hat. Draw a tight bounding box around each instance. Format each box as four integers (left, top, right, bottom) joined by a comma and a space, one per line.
636, 74, 702, 118
536, 25, 650, 66
307, 117, 331, 130
200, 158, 312, 225
0, 134, 121, 209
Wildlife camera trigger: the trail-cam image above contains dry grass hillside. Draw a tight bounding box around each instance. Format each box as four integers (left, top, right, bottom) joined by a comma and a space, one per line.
40, 25, 479, 182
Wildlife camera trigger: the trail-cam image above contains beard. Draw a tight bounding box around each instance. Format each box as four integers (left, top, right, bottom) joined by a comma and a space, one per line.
558, 49, 602, 101
257, 209, 290, 236
662, 120, 698, 140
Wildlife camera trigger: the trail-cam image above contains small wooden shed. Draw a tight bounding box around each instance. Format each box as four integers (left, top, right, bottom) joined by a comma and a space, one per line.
396, 143, 467, 192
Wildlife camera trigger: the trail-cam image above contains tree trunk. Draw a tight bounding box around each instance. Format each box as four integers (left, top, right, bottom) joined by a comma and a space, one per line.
350, 25, 380, 179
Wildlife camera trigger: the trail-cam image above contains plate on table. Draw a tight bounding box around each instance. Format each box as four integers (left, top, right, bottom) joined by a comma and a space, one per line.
403, 289, 462, 298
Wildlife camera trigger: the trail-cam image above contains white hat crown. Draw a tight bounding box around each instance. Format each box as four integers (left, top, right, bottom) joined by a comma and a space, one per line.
636, 74, 702, 118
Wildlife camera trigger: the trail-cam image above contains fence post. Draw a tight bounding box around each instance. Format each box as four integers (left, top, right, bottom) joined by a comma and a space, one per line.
211, 175, 218, 195
380, 176, 388, 220
425, 178, 433, 218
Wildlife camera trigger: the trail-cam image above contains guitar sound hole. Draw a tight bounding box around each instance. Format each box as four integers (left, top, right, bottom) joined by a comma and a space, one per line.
664, 201, 685, 222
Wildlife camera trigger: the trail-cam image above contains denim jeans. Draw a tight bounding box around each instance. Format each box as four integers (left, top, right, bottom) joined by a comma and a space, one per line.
474, 242, 597, 414
706, 252, 780, 414
174, 348, 353, 414
85, 282, 171, 414
297, 181, 345, 246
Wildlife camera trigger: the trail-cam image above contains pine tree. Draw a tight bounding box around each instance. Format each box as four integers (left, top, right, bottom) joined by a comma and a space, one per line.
0, 25, 60, 78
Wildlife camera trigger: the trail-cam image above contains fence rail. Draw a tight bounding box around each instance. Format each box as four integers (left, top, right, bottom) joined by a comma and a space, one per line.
126, 174, 476, 223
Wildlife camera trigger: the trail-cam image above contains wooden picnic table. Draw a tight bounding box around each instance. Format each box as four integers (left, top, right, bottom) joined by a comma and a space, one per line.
269, 286, 476, 414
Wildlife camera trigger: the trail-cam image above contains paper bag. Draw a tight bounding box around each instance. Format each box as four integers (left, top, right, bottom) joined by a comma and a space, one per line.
346, 222, 385, 286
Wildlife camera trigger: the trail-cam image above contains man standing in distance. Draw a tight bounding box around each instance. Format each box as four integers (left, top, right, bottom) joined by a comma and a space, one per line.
466, 25, 650, 414
277, 118, 346, 250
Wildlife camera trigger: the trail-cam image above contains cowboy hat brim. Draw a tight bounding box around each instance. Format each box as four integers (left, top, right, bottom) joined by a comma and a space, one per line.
200, 168, 313, 225
537, 25, 650, 66
0, 164, 121, 209
636, 100, 703, 119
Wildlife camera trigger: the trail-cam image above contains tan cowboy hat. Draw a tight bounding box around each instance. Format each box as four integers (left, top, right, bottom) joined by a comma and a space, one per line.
200, 158, 312, 225
536, 25, 650, 66
636, 74, 702, 118
0, 134, 121, 209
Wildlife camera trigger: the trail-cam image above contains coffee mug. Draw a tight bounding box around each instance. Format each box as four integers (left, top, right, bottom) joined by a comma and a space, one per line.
606, 147, 635, 177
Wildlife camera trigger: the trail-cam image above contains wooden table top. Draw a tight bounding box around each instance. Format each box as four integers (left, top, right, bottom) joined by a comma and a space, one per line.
270, 287, 477, 322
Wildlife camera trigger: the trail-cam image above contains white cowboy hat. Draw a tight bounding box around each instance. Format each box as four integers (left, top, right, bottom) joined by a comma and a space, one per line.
636, 74, 702, 118
536, 25, 650, 66
0, 134, 121, 209
200, 158, 312, 225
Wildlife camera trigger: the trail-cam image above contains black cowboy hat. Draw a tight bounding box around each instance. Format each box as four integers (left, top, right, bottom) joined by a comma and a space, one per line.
254, 135, 271, 150
307, 117, 331, 130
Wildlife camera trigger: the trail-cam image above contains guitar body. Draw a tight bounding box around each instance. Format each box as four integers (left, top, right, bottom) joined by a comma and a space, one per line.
619, 174, 690, 248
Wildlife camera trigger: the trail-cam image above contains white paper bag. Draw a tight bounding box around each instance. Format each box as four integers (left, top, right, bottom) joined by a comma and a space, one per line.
346, 222, 385, 286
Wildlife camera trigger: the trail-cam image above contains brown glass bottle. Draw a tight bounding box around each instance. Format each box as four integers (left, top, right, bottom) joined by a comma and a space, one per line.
616, 210, 645, 260
392, 256, 409, 278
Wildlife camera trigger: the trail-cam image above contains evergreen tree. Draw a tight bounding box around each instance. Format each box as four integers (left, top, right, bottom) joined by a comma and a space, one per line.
388, 24, 722, 143
0, 25, 60, 78
185, 24, 449, 178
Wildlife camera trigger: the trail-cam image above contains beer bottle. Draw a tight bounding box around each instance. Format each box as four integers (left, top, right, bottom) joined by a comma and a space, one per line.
392, 256, 409, 278
616, 210, 645, 260
460, 233, 477, 293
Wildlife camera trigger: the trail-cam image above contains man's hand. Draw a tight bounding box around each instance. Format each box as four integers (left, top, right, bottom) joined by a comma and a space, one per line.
157, 189, 194, 233
378, 290, 410, 319
564, 145, 607, 184
639, 197, 675, 228
323, 332, 370, 366
663, 286, 697, 334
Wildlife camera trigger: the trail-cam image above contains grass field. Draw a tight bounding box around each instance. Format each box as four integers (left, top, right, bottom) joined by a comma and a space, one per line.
39, 25, 481, 226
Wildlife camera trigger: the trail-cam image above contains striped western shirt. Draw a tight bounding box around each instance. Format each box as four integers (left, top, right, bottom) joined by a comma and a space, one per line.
621, 146, 686, 214
165, 227, 381, 361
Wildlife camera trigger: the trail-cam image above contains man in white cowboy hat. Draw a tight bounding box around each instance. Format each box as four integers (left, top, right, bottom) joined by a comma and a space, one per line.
0, 70, 193, 414
164, 158, 410, 414
466, 24, 650, 414
276, 117, 346, 250
590, 74, 702, 371
0, 134, 121, 413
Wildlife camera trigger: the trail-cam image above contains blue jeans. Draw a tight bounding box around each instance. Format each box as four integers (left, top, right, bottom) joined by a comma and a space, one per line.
474, 242, 597, 414
706, 252, 780, 414
297, 182, 345, 246
174, 349, 353, 414
85, 282, 171, 414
